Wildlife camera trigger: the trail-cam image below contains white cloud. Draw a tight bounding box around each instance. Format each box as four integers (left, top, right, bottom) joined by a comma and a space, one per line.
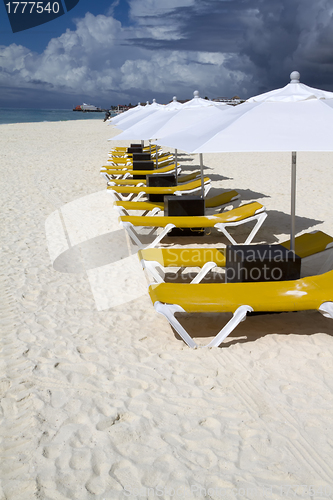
1, 0, 332, 106
106, 0, 120, 17
0, 11, 248, 102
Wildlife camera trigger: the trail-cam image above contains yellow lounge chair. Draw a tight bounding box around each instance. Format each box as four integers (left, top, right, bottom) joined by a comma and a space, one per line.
108, 171, 200, 187
101, 163, 180, 182
108, 144, 161, 154
114, 190, 240, 210
148, 271, 333, 348
114, 189, 240, 216
105, 156, 174, 169
109, 145, 161, 154
107, 155, 174, 168
108, 177, 212, 202
119, 202, 266, 248
108, 150, 172, 161
109, 145, 163, 157
139, 231, 333, 283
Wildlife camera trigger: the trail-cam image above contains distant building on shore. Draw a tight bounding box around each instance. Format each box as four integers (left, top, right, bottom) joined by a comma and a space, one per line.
110, 104, 136, 115
212, 96, 244, 105
167, 96, 244, 105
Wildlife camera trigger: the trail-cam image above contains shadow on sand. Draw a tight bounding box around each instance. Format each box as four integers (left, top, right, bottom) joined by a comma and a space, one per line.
170, 310, 333, 348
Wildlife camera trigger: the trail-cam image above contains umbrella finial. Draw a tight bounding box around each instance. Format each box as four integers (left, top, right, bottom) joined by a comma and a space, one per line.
153, 98, 156, 103
173, 96, 177, 101
193, 90, 200, 98
290, 71, 300, 83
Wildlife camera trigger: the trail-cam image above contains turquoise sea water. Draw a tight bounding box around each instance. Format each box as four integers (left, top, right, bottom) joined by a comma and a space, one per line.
0, 108, 112, 125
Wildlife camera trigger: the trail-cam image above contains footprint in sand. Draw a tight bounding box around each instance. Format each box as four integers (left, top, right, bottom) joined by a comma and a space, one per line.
0, 378, 11, 396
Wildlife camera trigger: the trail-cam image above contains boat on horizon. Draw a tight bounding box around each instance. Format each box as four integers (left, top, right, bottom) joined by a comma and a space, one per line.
73, 103, 104, 112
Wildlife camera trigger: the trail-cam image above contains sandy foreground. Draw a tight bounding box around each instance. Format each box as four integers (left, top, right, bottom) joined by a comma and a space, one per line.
1, 119, 333, 500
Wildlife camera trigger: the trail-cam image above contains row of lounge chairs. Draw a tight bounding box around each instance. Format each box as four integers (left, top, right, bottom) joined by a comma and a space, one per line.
104, 145, 333, 348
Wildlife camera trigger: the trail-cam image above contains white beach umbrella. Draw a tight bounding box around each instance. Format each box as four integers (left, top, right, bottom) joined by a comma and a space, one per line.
109, 102, 144, 126
166, 96, 184, 110
110, 91, 227, 196
109, 97, 182, 168
111, 92, 224, 141
157, 72, 333, 250
111, 99, 165, 132
109, 96, 183, 166
111, 100, 182, 141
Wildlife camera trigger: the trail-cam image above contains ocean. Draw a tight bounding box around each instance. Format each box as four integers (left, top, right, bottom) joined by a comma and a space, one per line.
0, 108, 113, 125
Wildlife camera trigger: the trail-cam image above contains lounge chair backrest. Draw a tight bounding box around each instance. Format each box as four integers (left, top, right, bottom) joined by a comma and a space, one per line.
281, 231, 333, 258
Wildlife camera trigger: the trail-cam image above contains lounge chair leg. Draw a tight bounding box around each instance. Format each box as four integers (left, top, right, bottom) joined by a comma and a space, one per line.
204, 184, 211, 197
216, 226, 238, 245
120, 222, 176, 249
120, 222, 145, 247
215, 211, 267, 245
150, 207, 163, 216
111, 192, 132, 201
141, 260, 165, 283
101, 172, 110, 181
243, 212, 268, 245
190, 262, 217, 283
133, 192, 146, 202
146, 223, 176, 248
113, 205, 129, 216
154, 302, 198, 348
206, 305, 254, 347
318, 302, 333, 319
112, 191, 145, 201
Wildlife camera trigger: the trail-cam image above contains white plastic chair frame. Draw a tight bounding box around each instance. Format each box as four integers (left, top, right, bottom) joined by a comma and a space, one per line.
120, 206, 266, 249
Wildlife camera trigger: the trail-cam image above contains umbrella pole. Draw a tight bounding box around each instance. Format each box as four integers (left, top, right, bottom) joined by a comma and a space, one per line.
175, 148, 178, 183
290, 151, 297, 252
199, 153, 205, 199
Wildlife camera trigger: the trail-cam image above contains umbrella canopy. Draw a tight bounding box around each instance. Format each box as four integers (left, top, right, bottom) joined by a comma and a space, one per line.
157, 75, 333, 153
109, 102, 144, 126
156, 72, 333, 250
165, 96, 183, 110
109, 91, 228, 197
110, 99, 164, 131
248, 71, 333, 103
111, 91, 225, 142
111, 102, 181, 141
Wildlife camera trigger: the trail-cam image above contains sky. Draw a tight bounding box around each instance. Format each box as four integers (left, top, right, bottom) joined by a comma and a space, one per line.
0, 0, 333, 108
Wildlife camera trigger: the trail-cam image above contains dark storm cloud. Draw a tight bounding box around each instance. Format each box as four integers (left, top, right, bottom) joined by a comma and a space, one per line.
0, 0, 332, 106
131, 0, 333, 94
131, 0, 255, 53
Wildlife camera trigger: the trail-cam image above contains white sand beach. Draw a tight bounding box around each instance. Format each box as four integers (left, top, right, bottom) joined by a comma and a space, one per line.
1, 119, 333, 500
